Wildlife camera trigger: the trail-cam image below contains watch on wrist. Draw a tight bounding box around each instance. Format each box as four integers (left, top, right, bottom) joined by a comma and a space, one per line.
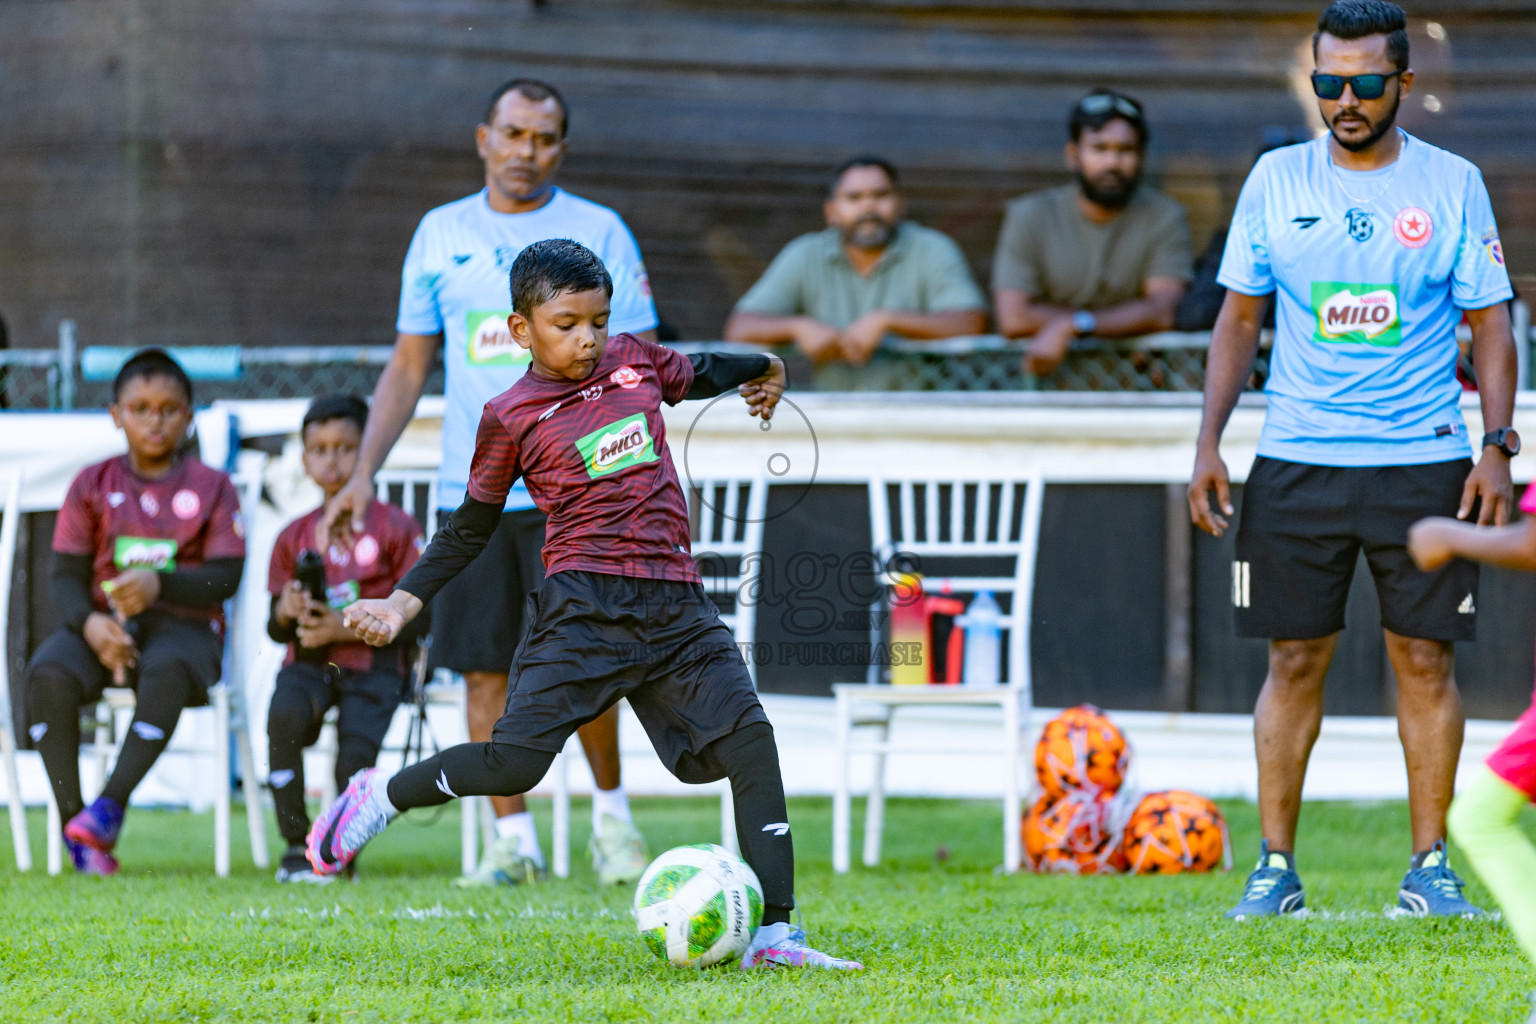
1070, 310, 1097, 336
1482, 427, 1521, 458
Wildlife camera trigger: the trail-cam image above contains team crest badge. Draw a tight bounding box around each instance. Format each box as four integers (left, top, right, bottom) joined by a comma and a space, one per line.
1393, 207, 1432, 248
1483, 228, 1505, 266
172, 489, 201, 520
1344, 208, 1374, 243
353, 534, 379, 567
611, 366, 643, 390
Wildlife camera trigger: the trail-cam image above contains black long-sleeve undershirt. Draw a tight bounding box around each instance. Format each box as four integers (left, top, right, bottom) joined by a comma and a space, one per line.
684, 352, 772, 401
51, 551, 243, 633
395, 352, 773, 610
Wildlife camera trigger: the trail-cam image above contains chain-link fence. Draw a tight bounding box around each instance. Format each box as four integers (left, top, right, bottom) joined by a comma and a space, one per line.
3, 310, 1527, 408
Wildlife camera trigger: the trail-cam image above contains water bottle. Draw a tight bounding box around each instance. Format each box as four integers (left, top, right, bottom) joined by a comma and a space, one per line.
956, 590, 1003, 688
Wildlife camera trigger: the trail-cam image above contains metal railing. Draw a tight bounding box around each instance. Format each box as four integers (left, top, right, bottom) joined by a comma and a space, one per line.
1, 306, 1528, 409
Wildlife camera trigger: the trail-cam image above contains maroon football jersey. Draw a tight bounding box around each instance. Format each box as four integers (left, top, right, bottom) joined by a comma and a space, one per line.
268, 499, 426, 672
53, 454, 247, 633
467, 333, 699, 582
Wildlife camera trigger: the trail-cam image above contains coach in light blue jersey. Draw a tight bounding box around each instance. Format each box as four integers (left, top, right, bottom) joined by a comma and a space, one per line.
321, 78, 655, 889
1188, 1, 1516, 920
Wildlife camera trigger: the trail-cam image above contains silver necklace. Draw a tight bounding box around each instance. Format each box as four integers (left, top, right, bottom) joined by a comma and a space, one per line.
1329, 129, 1405, 207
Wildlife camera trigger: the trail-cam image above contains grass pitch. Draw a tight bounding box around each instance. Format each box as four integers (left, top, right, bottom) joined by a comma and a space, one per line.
0, 796, 1530, 1023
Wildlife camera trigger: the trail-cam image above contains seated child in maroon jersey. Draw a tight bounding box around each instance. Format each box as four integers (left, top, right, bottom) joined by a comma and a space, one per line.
265, 395, 426, 883
308, 239, 861, 969
26, 349, 246, 875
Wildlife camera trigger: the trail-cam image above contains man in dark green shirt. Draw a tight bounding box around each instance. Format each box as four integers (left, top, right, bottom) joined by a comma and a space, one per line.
725, 156, 987, 370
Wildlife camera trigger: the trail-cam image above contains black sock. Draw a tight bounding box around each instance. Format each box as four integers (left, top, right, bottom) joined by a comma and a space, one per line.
266, 683, 320, 847
385, 741, 556, 810
100, 657, 194, 808
26, 664, 86, 822
709, 722, 794, 926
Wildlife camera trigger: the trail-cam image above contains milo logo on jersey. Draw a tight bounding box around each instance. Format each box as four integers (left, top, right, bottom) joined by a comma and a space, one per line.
113, 536, 178, 572
1311, 283, 1402, 347
465, 310, 531, 366
576, 413, 659, 479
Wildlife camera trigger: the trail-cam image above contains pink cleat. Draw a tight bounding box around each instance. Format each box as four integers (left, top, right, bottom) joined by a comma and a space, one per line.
305, 768, 395, 877
740, 922, 863, 971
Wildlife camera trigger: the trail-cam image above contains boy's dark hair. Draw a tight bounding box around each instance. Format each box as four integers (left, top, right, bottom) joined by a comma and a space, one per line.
483, 77, 569, 139
508, 238, 613, 318
302, 394, 369, 438
1068, 90, 1149, 146
829, 155, 900, 196
113, 347, 193, 404
1314, 1, 1409, 71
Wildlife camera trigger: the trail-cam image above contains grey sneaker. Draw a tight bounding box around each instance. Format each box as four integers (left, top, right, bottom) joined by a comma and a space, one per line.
740, 922, 863, 971
1224, 840, 1305, 919
589, 813, 648, 886
1398, 840, 1482, 917
454, 835, 544, 888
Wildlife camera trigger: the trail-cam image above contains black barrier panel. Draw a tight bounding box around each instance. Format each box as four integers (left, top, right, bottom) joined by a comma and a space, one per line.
12, 488, 1536, 722
1031, 485, 1166, 711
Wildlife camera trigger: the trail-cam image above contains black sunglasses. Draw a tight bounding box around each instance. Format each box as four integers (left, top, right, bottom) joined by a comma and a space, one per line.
1076, 93, 1144, 122
1311, 70, 1402, 101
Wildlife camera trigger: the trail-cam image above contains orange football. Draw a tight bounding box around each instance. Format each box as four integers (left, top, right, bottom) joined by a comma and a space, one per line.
1034, 704, 1129, 799
1120, 790, 1230, 874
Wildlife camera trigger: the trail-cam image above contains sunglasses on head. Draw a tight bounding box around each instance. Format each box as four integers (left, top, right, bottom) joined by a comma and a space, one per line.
1311, 70, 1402, 101
1076, 93, 1143, 121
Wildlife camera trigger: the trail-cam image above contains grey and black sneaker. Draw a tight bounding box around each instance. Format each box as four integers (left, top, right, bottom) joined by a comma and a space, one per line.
1398, 840, 1482, 917
1224, 840, 1305, 919
275, 845, 332, 885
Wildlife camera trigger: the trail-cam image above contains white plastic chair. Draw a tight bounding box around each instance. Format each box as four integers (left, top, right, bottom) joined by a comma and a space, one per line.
0, 471, 33, 870
686, 476, 768, 854
45, 471, 270, 877
831, 473, 1044, 874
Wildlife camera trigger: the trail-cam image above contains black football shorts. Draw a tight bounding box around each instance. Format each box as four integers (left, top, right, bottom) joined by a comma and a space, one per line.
490, 570, 768, 784
1233, 456, 1479, 642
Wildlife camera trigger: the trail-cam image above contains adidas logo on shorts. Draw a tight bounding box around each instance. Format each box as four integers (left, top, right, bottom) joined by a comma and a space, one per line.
1232, 561, 1251, 608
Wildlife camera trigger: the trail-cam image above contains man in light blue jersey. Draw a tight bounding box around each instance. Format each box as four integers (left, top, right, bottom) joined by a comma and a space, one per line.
321, 78, 654, 888
1188, 0, 1517, 919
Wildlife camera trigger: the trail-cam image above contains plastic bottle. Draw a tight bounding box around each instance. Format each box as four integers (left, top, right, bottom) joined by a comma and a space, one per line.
956, 590, 1003, 688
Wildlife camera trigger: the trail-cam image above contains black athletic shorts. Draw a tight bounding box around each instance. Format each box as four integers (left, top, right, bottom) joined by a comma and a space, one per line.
1234, 456, 1479, 642
491, 570, 768, 784
27, 613, 224, 707
270, 661, 404, 750
427, 507, 546, 675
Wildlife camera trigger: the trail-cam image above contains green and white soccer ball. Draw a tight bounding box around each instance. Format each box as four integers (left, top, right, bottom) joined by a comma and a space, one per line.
633, 843, 763, 968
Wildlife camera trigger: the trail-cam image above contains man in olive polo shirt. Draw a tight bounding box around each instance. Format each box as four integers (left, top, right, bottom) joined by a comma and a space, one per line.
725, 156, 987, 381
993, 91, 1193, 376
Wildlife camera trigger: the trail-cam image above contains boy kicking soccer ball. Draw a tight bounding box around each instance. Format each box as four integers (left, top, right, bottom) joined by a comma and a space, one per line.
1411, 491, 1536, 1018
307, 238, 862, 971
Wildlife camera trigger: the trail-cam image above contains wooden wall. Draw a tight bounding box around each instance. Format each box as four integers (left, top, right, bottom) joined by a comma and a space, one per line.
3, 0, 1536, 348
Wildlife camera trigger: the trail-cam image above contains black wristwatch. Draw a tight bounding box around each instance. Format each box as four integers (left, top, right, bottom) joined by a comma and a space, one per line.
1482, 427, 1521, 458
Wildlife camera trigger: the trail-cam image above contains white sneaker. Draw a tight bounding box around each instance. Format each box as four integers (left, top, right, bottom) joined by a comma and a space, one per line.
589, 813, 648, 886
454, 835, 544, 888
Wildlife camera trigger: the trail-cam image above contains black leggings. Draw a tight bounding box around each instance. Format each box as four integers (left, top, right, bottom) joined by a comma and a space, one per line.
388, 721, 795, 924
267, 663, 399, 847
26, 624, 218, 823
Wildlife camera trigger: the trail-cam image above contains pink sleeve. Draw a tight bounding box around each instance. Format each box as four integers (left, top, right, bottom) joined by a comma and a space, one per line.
51, 469, 96, 556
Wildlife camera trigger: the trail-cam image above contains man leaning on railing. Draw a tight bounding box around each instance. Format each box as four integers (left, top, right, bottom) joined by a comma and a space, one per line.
723, 155, 987, 389
992, 90, 1193, 378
